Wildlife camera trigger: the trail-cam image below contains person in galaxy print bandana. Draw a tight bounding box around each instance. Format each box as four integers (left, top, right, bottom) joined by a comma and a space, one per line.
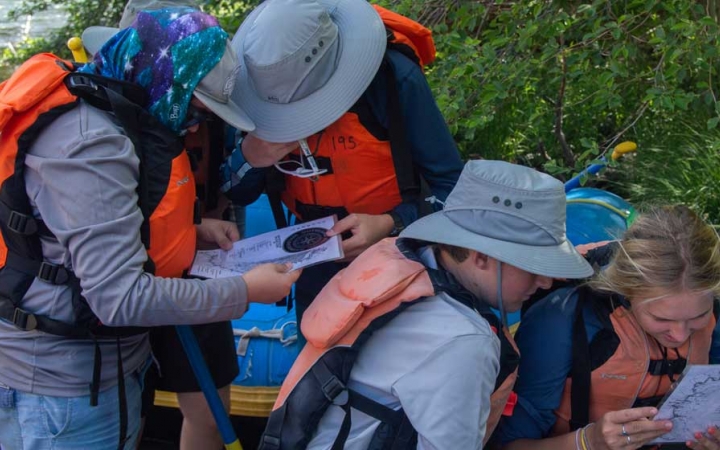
82, 7, 257, 450
81, 6, 254, 134
0, 7, 300, 450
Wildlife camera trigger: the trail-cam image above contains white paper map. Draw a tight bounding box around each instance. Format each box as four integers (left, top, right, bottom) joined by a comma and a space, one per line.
651, 364, 720, 444
188, 216, 343, 279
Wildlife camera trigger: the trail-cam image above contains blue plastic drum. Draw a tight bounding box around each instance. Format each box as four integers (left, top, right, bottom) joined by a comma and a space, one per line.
232, 193, 298, 387
565, 187, 635, 245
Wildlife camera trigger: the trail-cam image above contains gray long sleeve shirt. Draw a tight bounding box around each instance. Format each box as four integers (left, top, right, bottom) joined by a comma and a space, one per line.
0, 101, 249, 396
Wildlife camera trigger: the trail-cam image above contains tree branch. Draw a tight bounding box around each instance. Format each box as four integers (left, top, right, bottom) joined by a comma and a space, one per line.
602, 101, 649, 153
554, 37, 575, 167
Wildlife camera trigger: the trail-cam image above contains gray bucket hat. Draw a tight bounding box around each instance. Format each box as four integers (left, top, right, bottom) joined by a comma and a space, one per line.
82, 0, 199, 55
401, 160, 594, 279
230, 0, 387, 142
80, 1, 255, 132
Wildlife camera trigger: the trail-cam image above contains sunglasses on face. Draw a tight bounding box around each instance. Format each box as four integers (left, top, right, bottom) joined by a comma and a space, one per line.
179, 105, 210, 136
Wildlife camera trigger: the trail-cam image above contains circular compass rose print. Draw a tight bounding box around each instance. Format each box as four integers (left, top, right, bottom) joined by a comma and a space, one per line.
283, 228, 330, 253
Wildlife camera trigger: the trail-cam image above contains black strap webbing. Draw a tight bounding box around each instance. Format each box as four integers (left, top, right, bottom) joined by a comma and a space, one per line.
90, 337, 102, 406
332, 402, 353, 450
258, 403, 285, 450
268, 190, 288, 229
116, 337, 129, 450
569, 289, 592, 430
331, 390, 408, 450
104, 87, 152, 250
383, 58, 421, 206
266, 165, 289, 229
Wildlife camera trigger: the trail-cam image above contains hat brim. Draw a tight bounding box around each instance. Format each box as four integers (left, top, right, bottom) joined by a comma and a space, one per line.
194, 90, 256, 132
230, 0, 387, 143
82, 26, 120, 56
400, 212, 594, 279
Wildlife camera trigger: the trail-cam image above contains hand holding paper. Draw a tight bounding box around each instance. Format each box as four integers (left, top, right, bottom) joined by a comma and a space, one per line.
651, 365, 720, 445
243, 263, 301, 304
189, 216, 344, 279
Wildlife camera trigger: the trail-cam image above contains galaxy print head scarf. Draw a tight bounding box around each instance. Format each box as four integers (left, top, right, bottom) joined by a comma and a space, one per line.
80, 7, 227, 133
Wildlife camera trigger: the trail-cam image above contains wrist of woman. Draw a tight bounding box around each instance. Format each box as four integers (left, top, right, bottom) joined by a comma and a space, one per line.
584, 423, 606, 450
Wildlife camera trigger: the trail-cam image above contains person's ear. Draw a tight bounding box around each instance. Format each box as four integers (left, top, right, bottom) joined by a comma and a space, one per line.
472, 251, 491, 270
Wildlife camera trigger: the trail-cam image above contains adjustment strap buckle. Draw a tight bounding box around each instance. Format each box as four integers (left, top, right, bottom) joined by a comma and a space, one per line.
12, 308, 38, 331
7, 210, 38, 235
37, 262, 70, 285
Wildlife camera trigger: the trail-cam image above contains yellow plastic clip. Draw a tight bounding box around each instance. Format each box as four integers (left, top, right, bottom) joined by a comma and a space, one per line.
610, 141, 637, 160
67, 37, 89, 63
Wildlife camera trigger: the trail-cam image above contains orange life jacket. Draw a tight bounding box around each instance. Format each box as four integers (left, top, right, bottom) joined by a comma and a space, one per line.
0, 53, 196, 336
260, 238, 519, 449
552, 286, 717, 434
276, 5, 436, 222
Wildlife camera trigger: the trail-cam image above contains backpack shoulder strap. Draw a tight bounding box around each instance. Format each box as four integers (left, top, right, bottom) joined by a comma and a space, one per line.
569, 286, 620, 430
382, 57, 424, 210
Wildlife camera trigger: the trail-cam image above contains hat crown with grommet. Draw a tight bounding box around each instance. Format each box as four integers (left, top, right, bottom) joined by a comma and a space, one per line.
231, 0, 387, 142
400, 160, 594, 279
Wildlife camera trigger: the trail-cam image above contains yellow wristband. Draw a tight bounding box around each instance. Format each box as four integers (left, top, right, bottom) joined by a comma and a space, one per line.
579, 427, 589, 450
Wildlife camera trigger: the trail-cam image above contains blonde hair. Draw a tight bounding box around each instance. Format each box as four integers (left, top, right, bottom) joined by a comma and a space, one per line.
589, 205, 720, 302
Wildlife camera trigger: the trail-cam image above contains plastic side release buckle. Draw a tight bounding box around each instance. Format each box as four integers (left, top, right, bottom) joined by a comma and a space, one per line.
7, 211, 38, 235
12, 308, 38, 331
66, 74, 98, 93
259, 435, 281, 450
322, 376, 349, 406
37, 262, 70, 285
502, 391, 518, 417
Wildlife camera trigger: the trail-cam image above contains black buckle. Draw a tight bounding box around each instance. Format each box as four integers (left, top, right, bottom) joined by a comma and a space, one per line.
665, 358, 686, 375
37, 262, 69, 285
648, 358, 687, 376
7, 211, 37, 235
12, 308, 38, 331
260, 435, 281, 449
66, 74, 98, 93
321, 376, 349, 406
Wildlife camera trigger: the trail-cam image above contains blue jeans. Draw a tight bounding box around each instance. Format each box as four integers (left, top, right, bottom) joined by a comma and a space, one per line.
0, 361, 149, 450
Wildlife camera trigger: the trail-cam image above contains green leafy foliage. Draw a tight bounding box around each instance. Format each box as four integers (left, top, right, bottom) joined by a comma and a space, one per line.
2, 0, 719, 221
375, 0, 720, 183
615, 124, 720, 224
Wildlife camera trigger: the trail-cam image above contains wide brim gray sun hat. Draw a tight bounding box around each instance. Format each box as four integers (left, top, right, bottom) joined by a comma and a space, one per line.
401, 160, 594, 279
230, 0, 387, 143
81, 4, 256, 132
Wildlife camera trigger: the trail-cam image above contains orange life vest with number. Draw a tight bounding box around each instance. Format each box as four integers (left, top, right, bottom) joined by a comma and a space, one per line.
259, 238, 519, 449
280, 5, 436, 220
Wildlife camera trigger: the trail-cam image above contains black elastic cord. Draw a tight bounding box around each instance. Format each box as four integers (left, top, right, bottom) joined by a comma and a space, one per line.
116, 337, 128, 450
89, 336, 102, 406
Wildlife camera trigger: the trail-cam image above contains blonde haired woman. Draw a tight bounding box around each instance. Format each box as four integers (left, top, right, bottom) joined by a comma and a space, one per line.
495, 205, 720, 450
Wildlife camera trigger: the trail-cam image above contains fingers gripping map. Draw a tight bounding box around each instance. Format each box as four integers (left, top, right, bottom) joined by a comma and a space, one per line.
651, 365, 720, 444
189, 216, 344, 279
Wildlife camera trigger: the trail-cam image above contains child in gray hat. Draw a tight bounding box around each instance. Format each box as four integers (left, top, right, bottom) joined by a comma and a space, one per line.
257, 160, 593, 450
